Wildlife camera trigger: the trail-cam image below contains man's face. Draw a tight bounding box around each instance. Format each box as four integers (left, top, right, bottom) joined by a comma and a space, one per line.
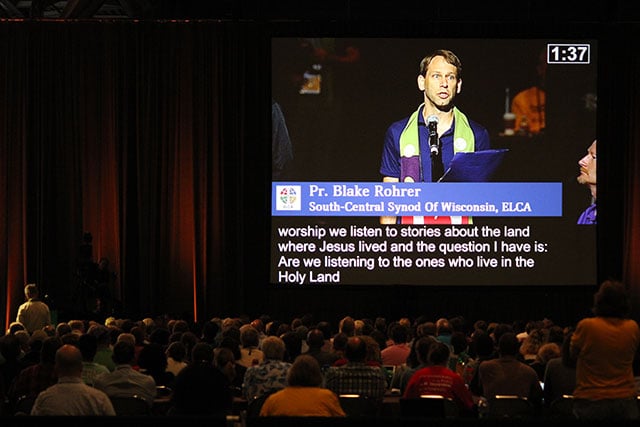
417, 55, 461, 111
577, 140, 597, 185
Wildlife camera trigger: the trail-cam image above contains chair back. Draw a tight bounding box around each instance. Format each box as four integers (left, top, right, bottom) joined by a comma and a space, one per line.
110, 395, 151, 416
399, 395, 459, 418
152, 385, 174, 415
13, 395, 36, 416
338, 394, 381, 417
482, 395, 534, 419
547, 395, 575, 419
246, 391, 277, 418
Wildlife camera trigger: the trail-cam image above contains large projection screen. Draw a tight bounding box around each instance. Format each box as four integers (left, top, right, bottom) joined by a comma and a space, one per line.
270, 38, 597, 287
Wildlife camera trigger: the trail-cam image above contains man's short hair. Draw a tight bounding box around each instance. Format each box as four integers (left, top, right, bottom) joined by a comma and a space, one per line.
306, 329, 325, 349
498, 332, 520, 356
389, 323, 409, 344
24, 284, 39, 298
419, 49, 463, 79
112, 340, 136, 364
428, 341, 451, 365
192, 342, 214, 364
344, 337, 367, 363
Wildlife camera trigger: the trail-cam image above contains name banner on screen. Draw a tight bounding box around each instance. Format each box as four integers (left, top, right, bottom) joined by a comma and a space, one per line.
272, 182, 562, 217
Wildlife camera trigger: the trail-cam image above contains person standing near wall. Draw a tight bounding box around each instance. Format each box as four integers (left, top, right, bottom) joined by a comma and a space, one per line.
570, 280, 640, 420
16, 284, 51, 334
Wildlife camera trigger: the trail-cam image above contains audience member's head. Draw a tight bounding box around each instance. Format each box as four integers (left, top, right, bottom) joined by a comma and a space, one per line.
498, 332, 520, 357
112, 340, 136, 365
287, 355, 323, 387
415, 336, 438, 366
344, 336, 367, 363
280, 331, 302, 363
201, 320, 220, 344
428, 341, 451, 366
56, 322, 72, 337
389, 322, 409, 344
77, 333, 99, 362
41, 336, 63, 365
239, 325, 260, 349
450, 331, 469, 355
138, 342, 168, 374
56, 344, 84, 377
416, 322, 436, 337
338, 316, 356, 336
435, 318, 452, 336
214, 346, 236, 382
166, 341, 187, 362
116, 332, 136, 346
306, 328, 325, 350
536, 342, 561, 365
262, 336, 286, 361
592, 279, 631, 318
191, 342, 214, 364
360, 335, 382, 363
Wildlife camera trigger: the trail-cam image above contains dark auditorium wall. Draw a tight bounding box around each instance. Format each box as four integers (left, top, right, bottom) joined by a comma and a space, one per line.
1, 3, 640, 331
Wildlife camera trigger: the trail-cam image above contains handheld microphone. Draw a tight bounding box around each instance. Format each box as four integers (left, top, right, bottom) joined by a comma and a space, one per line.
427, 115, 439, 157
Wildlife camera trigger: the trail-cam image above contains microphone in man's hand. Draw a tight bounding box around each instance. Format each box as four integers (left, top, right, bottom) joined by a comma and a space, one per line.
427, 115, 439, 157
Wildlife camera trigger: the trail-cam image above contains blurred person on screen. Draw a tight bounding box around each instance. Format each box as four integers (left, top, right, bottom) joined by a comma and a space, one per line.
272, 99, 293, 180
577, 139, 597, 224
379, 49, 491, 225
511, 48, 547, 136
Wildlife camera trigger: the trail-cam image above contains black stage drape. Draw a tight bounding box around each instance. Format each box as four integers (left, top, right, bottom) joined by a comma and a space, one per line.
0, 20, 639, 331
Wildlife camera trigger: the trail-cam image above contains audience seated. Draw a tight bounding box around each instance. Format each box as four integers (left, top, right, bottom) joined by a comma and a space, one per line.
239, 325, 265, 368
30, 344, 115, 415
138, 342, 176, 388
0, 334, 24, 403
467, 330, 497, 396
6, 336, 62, 413
519, 328, 546, 365
93, 340, 157, 407
530, 342, 561, 381
259, 354, 346, 417
165, 341, 188, 377
403, 341, 476, 416
218, 335, 247, 393
303, 328, 339, 370
381, 323, 411, 366
448, 331, 474, 382
435, 318, 453, 347
242, 336, 291, 403
392, 336, 437, 393
0, 312, 618, 420
170, 342, 233, 416
88, 324, 116, 372
77, 333, 110, 386
338, 316, 356, 337
477, 332, 543, 411
280, 330, 302, 363
325, 336, 387, 401
330, 333, 349, 365
543, 331, 576, 407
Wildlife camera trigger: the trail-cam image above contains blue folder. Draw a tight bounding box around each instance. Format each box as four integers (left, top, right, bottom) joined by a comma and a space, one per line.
439, 148, 509, 182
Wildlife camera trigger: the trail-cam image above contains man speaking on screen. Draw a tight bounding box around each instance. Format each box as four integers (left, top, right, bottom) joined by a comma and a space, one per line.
379, 49, 491, 224
577, 139, 597, 225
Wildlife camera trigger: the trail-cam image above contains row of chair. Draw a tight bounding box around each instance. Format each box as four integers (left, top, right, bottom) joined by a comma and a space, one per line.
11, 385, 174, 416
336, 394, 579, 419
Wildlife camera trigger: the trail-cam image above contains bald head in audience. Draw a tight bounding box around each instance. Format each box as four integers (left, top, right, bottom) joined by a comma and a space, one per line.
56, 344, 84, 377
